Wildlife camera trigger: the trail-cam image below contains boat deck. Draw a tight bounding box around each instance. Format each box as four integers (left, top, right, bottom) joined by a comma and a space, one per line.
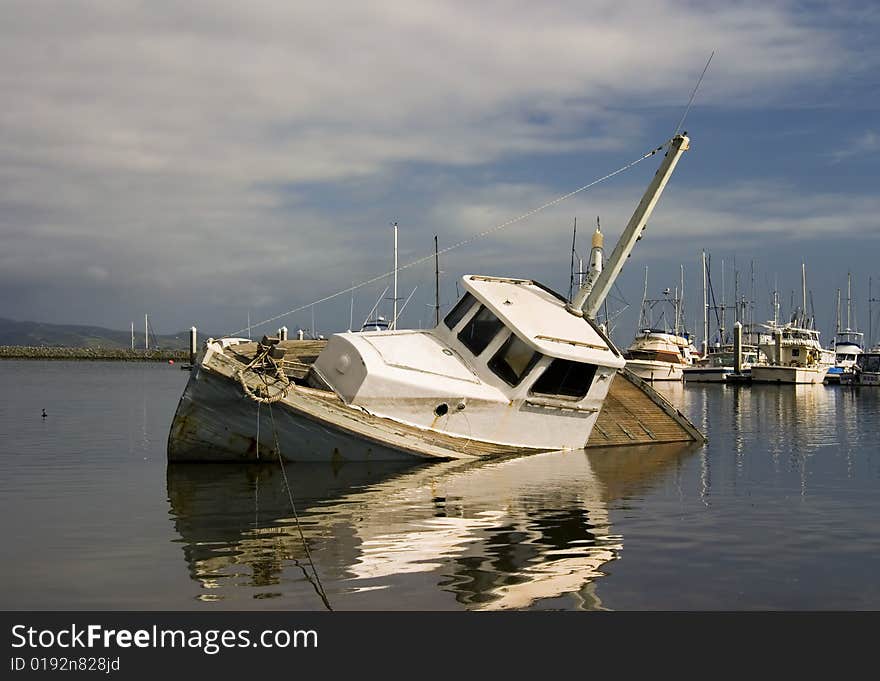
222, 339, 702, 450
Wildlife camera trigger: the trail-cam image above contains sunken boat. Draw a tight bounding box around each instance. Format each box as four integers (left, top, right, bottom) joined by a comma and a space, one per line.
168, 134, 704, 463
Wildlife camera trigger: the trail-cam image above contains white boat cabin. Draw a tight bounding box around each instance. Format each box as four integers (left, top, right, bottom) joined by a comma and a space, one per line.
759, 325, 833, 368
309, 275, 625, 450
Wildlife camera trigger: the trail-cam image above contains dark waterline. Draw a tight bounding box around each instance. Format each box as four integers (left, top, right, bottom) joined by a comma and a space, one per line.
0, 361, 878, 610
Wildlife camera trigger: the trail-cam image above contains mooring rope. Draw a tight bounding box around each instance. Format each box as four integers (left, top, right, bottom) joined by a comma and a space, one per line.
267, 402, 333, 611
222, 138, 674, 339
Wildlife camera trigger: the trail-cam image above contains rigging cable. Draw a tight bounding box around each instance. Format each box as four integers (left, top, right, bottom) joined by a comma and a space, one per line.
223, 139, 675, 339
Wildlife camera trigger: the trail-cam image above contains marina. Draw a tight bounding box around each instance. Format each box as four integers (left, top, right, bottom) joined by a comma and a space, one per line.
2, 359, 878, 610
2, 2, 880, 627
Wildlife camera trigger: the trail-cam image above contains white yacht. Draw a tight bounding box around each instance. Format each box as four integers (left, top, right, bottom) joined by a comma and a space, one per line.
623, 267, 697, 382
825, 274, 863, 384
624, 329, 696, 382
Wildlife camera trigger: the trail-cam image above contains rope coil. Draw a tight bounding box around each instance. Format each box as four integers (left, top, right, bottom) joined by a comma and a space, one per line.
236, 341, 292, 404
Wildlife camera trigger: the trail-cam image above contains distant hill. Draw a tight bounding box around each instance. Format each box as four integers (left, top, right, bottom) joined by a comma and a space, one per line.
0, 317, 200, 350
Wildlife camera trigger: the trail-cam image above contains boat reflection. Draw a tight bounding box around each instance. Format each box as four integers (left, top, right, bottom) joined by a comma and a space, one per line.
167, 443, 698, 610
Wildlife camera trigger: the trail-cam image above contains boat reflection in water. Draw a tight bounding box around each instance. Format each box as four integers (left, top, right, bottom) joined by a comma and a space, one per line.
167, 442, 698, 610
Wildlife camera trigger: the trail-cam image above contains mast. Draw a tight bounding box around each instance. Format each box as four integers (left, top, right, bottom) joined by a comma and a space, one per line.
679, 264, 684, 337
836, 289, 841, 336
568, 218, 577, 302
638, 266, 649, 330
130, 322, 134, 351
349, 283, 354, 332
392, 222, 399, 330
575, 133, 690, 318
144, 314, 148, 351
801, 262, 807, 327
749, 260, 755, 336
702, 250, 708, 355
434, 235, 440, 327
773, 276, 779, 327
720, 259, 725, 342
846, 271, 852, 331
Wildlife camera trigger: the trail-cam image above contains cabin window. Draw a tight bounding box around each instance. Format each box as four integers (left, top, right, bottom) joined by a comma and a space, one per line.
443, 293, 476, 330
792, 348, 800, 357
457, 305, 504, 356
530, 358, 597, 399
488, 333, 542, 386
863, 355, 880, 372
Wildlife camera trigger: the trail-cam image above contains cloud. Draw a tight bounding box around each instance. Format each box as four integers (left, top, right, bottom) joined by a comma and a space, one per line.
0, 1, 870, 333
831, 130, 880, 162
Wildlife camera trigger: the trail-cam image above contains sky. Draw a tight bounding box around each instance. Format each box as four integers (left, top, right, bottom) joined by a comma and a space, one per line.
2, 1, 879, 347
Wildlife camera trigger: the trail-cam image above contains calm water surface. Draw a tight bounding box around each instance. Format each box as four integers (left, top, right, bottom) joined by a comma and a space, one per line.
1, 361, 878, 610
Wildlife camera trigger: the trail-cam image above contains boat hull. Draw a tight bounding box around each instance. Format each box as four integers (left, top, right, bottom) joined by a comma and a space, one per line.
682, 367, 734, 383
168, 364, 430, 462
625, 359, 684, 382
843, 372, 880, 386
750, 365, 829, 384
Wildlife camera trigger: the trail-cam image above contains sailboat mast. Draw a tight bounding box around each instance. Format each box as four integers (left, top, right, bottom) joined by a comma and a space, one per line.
720, 259, 726, 343
801, 262, 807, 327
130, 322, 134, 351
639, 266, 649, 330
144, 314, 148, 351
702, 250, 708, 355
836, 289, 841, 335
568, 218, 577, 302
679, 264, 685, 337
773, 276, 779, 327
846, 271, 852, 331
434, 235, 440, 327
392, 222, 399, 330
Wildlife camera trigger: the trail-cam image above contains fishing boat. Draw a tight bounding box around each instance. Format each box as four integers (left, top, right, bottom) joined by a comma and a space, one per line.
167, 134, 703, 463
825, 274, 864, 384
841, 347, 880, 386
751, 265, 834, 384
623, 266, 697, 382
